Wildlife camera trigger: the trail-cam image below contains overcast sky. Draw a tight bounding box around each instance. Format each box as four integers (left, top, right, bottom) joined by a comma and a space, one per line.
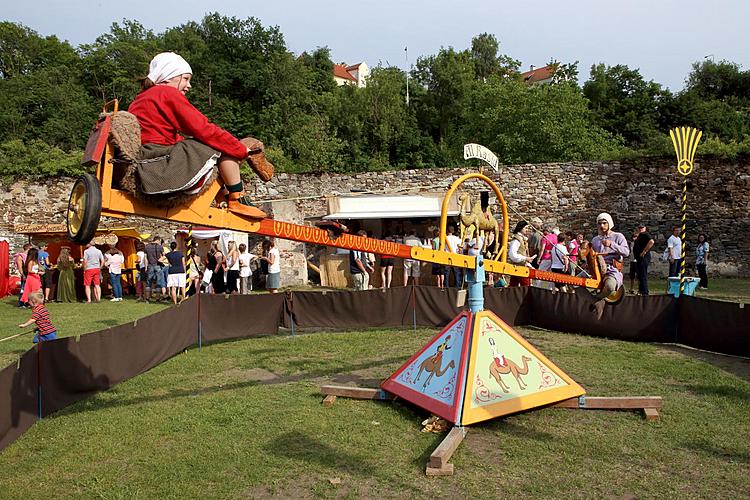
5, 0, 747, 91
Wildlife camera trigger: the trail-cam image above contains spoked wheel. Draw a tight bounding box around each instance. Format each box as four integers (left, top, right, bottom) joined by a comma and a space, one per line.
67, 173, 102, 244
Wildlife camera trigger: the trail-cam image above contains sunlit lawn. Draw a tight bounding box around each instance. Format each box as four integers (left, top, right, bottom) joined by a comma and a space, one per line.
0, 281, 748, 498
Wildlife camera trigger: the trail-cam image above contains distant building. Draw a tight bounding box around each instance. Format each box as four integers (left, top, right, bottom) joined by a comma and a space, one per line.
520, 64, 554, 85
333, 62, 370, 88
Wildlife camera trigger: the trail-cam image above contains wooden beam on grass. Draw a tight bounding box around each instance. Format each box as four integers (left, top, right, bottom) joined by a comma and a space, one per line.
553, 396, 662, 410
320, 385, 394, 401
426, 426, 467, 476
322, 395, 337, 407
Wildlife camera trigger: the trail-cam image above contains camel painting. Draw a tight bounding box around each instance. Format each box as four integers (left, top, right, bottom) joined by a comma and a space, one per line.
415, 355, 456, 390
487, 337, 532, 393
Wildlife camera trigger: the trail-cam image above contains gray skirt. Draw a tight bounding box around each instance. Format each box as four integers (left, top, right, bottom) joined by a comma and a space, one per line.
266, 272, 281, 289
138, 139, 219, 195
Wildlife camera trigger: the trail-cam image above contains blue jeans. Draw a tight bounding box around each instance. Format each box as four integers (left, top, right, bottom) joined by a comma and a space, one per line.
146, 265, 166, 290
18, 277, 26, 306
110, 272, 122, 298
443, 267, 463, 288
669, 259, 682, 277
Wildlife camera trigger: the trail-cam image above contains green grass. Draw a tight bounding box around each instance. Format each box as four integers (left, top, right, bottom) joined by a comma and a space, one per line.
628, 276, 750, 303
0, 287, 748, 498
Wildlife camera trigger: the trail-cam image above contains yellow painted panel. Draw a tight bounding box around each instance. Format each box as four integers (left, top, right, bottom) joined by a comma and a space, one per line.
460, 311, 585, 425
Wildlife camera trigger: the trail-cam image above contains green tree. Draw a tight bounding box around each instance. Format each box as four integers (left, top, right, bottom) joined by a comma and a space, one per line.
583, 63, 667, 147
465, 78, 617, 163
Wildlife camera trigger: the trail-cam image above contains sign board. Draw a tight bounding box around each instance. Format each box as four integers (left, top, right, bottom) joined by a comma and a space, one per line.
463, 143, 499, 172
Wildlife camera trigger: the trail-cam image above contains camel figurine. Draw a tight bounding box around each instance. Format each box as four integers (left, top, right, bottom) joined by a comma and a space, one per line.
415, 336, 456, 389
458, 192, 501, 259
487, 337, 532, 392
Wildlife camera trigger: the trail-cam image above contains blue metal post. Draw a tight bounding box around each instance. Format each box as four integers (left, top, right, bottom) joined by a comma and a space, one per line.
466, 255, 485, 313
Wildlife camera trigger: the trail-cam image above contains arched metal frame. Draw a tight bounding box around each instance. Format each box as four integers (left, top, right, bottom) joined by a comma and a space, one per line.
438, 173, 509, 264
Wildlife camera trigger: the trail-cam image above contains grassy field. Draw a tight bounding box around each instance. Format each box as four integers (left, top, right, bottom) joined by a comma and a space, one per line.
0, 283, 748, 498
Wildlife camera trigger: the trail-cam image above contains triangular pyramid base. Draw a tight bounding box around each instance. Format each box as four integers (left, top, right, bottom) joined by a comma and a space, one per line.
381, 310, 585, 426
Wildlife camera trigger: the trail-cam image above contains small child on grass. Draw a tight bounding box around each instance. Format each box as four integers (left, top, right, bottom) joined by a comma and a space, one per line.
18, 290, 58, 343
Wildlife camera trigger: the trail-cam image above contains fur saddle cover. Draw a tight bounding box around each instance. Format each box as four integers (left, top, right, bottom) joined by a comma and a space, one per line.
106, 111, 218, 208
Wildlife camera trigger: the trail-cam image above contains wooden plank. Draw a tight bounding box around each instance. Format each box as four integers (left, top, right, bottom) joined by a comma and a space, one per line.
322, 395, 337, 407
643, 408, 660, 422
425, 464, 454, 477
320, 385, 393, 400
553, 396, 662, 410
429, 426, 467, 469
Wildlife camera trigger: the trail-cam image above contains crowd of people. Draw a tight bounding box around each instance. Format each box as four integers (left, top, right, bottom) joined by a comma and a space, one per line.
348, 217, 712, 298
9, 236, 282, 308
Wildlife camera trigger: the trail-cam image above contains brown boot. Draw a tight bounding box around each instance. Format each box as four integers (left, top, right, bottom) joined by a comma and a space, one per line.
226, 192, 267, 218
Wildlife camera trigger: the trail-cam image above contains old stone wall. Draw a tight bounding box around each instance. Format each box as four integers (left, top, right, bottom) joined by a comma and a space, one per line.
1, 156, 748, 279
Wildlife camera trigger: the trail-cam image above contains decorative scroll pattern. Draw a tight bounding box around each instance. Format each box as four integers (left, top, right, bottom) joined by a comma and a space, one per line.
398, 363, 417, 385
537, 361, 561, 389
258, 219, 407, 257
480, 318, 497, 337
433, 371, 457, 400
473, 374, 504, 404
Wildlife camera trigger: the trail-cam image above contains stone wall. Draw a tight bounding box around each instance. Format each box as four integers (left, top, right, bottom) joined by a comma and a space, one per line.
1, 156, 748, 279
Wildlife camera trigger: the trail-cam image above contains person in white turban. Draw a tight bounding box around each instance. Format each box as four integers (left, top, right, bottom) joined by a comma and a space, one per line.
128, 52, 273, 218
589, 212, 629, 319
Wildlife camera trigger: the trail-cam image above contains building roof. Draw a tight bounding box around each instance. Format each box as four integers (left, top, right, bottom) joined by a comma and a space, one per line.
520, 65, 555, 84
333, 64, 357, 82
345, 63, 363, 71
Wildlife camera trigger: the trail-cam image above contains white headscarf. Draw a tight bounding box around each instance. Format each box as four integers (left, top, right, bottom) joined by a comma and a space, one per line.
597, 212, 614, 230
147, 52, 192, 84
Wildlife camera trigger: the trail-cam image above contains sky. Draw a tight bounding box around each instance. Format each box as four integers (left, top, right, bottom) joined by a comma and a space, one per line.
4, 0, 748, 91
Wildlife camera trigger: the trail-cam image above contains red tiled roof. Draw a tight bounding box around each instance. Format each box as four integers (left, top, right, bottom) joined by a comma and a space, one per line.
345, 63, 362, 71
520, 65, 554, 83
333, 64, 357, 81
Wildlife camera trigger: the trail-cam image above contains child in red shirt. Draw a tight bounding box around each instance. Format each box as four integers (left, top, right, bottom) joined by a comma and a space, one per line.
18, 291, 58, 343
128, 52, 271, 218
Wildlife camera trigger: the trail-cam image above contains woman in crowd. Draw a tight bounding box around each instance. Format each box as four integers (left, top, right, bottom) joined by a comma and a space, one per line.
260, 239, 280, 293
187, 246, 203, 296
105, 246, 125, 302
55, 246, 77, 303
238, 243, 255, 294
207, 241, 226, 294
225, 241, 240, 294
166, 241, 186, 303
431, 229, 445, 288
379, 232, 395, 289
21, 247, 42, 305
695, 234, 710, 290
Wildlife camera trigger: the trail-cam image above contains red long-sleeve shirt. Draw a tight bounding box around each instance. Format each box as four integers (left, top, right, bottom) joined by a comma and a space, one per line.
128, 85, 248, 159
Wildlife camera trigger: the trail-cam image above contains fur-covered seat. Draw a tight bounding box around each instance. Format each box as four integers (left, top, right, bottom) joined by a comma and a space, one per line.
107, 111, 218, 208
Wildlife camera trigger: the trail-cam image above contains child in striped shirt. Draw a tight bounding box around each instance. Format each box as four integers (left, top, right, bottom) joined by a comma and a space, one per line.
18, 291, 58, 343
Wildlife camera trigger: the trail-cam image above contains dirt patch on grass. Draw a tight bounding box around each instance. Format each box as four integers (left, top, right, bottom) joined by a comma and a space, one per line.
660, 345, 750, 382
222, 367, 280, 383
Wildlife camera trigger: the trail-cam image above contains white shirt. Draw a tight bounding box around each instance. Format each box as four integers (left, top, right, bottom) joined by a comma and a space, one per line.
239, 252, 255, 278
106, 253, 124, 274
136, 250, 146, 270
268, 248, 281, 274
551, 243, 569, 269
403, 235, 422, 247
465, 236, 484, 257
445, 234, 462, 254
508, 239, 526, 265
667, 234, 682, 259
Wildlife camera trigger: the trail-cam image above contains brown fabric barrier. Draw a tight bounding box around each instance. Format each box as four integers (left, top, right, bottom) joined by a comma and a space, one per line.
39, 300, 198, 416
288, 287, 416, 329
526, 287, 677, 342
413, 287, 462, 327
199, 293, 285, 341
677, 296, 750, 357
2, 287, 747, 454
483, 286, 533, 326
0, 349, 38, 452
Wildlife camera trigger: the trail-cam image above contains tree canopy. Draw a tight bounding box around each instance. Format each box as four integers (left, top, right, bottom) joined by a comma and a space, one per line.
0, 17, 748, 178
